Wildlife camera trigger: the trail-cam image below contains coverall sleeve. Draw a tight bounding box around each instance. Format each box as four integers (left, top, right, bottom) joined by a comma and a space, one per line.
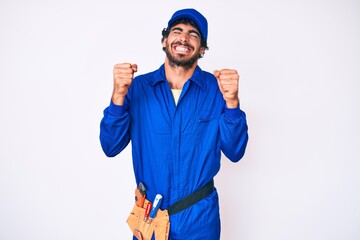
99, 101, 131, 157
219, 106, 249, 162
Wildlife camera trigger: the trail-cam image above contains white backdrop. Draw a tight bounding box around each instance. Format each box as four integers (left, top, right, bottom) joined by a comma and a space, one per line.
1, 0, 359, 239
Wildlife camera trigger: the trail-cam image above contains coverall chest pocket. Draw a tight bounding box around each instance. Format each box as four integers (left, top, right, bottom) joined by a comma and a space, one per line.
197, 111, 219, 152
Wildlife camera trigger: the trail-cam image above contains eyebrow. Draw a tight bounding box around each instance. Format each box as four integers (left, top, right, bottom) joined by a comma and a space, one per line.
171, 27, 200, 37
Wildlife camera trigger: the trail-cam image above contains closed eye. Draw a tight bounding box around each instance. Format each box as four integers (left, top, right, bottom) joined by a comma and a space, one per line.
172, 27, 183, 34
189, 30, 200, 38
171, 27, 200, 39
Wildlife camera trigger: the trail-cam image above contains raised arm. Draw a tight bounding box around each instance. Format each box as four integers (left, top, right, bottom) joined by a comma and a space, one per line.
214, 68, 249, 162
99, 63, 137, 157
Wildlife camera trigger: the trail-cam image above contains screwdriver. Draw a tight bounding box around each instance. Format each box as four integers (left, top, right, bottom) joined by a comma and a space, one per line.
149, 194, 163, 223
143, 202, 152, 222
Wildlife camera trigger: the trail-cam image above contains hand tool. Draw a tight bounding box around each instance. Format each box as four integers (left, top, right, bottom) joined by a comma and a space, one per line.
149, 194, 163, 223
135, 182, 146, 208
143, 202, 152, 222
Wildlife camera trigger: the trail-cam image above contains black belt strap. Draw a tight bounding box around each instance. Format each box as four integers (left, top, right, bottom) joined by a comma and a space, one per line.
167, 179, 214, 216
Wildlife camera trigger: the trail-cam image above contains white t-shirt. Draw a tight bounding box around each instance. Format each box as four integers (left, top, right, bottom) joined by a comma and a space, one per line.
171, 89, 182, 105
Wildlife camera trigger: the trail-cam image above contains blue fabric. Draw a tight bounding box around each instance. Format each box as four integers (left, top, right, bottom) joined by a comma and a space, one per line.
100, 64, 248, 239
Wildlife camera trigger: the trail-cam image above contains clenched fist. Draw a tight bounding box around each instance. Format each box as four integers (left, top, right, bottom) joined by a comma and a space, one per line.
112, 63, 138, 105
213, 69, 240, 108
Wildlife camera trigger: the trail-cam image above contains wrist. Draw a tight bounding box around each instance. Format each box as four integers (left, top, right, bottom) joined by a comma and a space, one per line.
225, 98, 239, 109
111, 93, 125, 106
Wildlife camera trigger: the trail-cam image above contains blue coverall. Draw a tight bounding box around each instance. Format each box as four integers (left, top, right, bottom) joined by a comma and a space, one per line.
100, 64, 248, 239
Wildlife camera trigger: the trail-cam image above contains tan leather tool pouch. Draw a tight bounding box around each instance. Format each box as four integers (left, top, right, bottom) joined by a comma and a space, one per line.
126, 200, 170, 240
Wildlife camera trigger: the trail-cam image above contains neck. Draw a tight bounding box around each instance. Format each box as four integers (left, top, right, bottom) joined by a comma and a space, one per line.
164, 58, 198, 89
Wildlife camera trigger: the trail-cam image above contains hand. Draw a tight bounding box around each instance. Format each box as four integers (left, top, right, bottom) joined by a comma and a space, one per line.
213, 69, 240, 108
112, 63, 138, 105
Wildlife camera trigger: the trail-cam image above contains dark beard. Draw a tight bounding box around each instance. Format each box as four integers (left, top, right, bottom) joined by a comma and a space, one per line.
165, 43, 199, 70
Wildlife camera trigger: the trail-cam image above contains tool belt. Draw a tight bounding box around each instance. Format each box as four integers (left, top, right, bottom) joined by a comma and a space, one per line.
126, 179, 214, 240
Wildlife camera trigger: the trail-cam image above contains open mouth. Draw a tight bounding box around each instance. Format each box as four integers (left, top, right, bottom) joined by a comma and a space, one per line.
172, 42, 193, 54
175, 46, 190, 53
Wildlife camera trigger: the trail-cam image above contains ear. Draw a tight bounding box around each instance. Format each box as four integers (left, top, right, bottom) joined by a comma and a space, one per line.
162, 38, 167, 48
200, 47, 205, 55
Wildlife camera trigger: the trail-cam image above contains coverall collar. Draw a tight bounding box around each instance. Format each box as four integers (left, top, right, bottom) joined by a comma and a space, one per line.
151, 64, 207, 91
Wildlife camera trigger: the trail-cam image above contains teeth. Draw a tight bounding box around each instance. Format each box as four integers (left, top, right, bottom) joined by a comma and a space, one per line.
175, 46, 189, 52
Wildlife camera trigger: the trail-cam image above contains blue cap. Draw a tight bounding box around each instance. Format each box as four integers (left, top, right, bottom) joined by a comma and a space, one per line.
167, 8, 208, 41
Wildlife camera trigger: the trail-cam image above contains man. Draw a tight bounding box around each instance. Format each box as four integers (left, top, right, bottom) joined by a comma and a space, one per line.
100, 8, 248, 240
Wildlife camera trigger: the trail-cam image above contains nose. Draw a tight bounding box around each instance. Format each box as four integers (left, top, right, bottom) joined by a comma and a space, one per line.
179, 32, 189, 42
